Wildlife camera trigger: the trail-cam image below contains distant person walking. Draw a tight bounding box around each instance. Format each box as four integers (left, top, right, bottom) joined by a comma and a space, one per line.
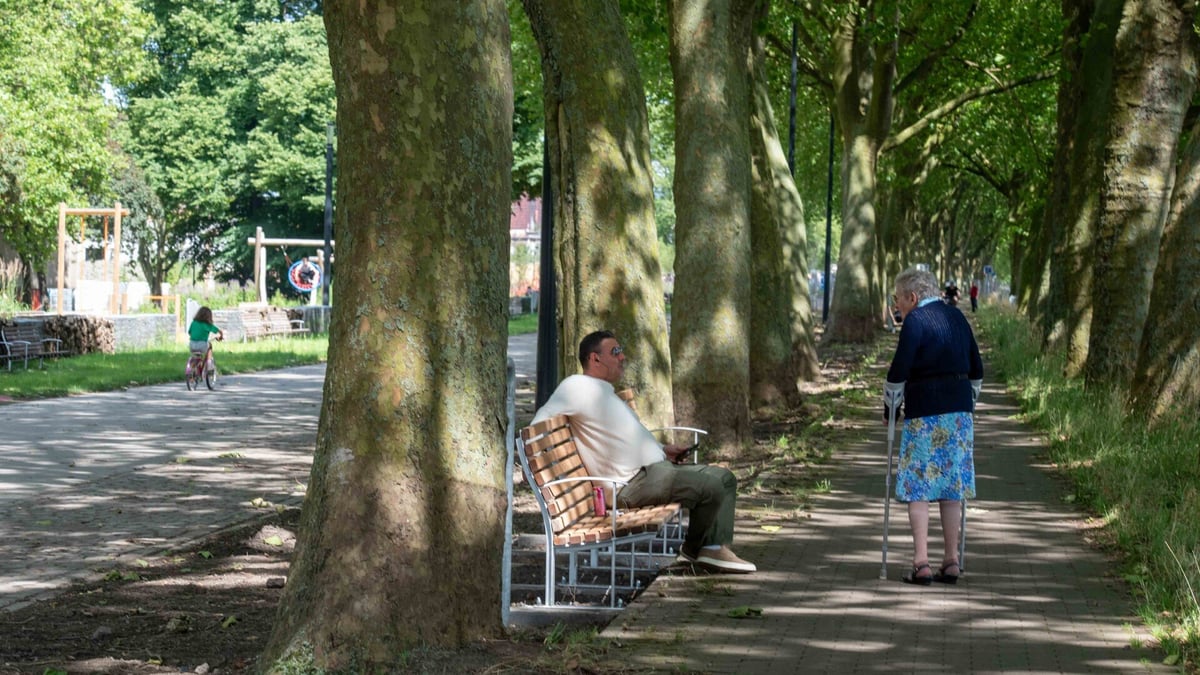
969, 282, 979, 313
943, 282, 960, 307
885, 268, 983, 585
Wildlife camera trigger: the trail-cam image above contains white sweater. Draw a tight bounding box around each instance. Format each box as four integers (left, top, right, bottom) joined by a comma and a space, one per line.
531, 374, 665, 483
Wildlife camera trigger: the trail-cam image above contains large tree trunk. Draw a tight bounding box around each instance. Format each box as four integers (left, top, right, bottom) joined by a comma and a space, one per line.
1053, 0, 1122, 374
263, 2, 512, 668
668, 0, 757, 452
748, 23, 817, 405
1031, 0, 1084, 340
1131, 114, 1200, 418
1083, 0, 1196, 387
825, 4, 898, 343
522, 0, 673, 428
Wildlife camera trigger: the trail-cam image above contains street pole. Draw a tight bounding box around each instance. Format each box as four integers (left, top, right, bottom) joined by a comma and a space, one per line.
322, 121, 334, 307
823, 111, 835, 323
535, 137, 557, 408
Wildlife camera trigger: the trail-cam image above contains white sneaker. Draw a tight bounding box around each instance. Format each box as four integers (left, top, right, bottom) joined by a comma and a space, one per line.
696, 546, 756, 574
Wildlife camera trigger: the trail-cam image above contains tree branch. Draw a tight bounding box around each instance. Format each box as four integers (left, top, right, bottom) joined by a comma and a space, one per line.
881, 69, 1055, 154
895, 0, 980, 95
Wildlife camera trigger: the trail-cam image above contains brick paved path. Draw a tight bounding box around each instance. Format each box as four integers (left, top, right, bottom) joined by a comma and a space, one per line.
605, 380, 1169, 673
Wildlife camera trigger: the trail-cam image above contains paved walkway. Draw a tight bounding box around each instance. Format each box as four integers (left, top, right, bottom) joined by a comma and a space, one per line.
0, 335, 1168, 672
0, 366, 323, 611
605, 379, 1168, 673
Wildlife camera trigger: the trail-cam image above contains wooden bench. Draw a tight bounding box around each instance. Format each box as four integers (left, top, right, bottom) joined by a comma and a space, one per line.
0, 321, 68, 370
518, 413, 686, 607
265, 310, 308, 337
237, 308, 307, 341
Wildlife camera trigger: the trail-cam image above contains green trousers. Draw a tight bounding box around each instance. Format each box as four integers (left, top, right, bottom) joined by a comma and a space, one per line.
616, 460, 737, 548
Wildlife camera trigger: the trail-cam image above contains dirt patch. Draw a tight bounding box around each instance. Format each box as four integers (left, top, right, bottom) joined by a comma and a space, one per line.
0, 340, 884, 674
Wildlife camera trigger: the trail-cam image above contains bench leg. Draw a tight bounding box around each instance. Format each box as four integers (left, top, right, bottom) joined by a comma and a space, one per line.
545, 543, 556, 606
609, 541, 617, 608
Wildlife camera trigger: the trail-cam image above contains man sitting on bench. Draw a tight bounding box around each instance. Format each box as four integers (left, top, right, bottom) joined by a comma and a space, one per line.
531, 330, 756, 574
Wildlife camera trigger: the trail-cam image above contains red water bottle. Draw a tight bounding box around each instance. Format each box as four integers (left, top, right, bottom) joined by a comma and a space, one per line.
593, 486, 607, 516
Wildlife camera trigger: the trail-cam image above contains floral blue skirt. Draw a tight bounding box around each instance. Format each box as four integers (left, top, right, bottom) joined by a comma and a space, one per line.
895, 412, 975, 502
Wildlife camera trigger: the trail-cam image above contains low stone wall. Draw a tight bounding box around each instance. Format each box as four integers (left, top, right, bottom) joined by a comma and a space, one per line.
112, 314, 179, 352
4, 306, 329, 355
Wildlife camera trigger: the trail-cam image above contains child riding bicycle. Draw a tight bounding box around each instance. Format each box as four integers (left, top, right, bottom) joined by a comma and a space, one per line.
188, 306, 225, 358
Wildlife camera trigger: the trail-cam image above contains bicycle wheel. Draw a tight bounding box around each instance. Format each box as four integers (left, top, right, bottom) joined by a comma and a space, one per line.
204, 361, 217, 390
185, 359, 197, 391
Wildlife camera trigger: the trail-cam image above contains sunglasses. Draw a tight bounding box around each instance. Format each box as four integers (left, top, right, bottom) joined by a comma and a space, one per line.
610, 345, 623, 356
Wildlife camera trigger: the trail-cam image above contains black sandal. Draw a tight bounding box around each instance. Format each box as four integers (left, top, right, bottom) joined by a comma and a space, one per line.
933, 561, 960, 585
901, 562, 933, 586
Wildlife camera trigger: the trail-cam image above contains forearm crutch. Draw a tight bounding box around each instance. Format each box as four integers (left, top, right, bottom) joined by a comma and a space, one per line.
960, 379, 981, 575
958, 498, 967, 574
880, 386, 903, 580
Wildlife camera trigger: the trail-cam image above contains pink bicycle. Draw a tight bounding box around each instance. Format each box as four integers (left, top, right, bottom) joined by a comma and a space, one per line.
185, 339, 220, 391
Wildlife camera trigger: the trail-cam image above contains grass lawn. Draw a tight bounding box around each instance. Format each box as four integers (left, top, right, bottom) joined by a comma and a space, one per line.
0, 337, 329, 400
0, 314, 540, 401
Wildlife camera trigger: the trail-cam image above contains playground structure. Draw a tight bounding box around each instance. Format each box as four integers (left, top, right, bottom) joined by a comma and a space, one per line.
246, 226, 334, 305
55, 202, 129, 316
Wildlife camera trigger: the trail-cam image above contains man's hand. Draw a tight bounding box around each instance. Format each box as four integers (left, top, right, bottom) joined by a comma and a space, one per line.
665, 443, 697, 464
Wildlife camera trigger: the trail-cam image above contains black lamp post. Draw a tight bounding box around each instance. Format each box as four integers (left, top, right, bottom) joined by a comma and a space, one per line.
322, 121, 334, 307
535, 137, 557, 408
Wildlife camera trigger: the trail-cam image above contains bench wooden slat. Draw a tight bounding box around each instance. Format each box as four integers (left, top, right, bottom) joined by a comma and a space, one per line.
553, 503, 681, 546
525, 440, 585, 475
521, 425, 576, 456
521, 414, 570, 439
532, 456, 587, 490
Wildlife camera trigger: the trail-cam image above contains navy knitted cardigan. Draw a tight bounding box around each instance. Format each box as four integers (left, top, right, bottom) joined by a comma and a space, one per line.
886, 301, 984, 419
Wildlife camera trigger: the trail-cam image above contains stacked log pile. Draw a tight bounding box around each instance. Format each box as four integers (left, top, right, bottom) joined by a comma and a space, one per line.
42, 315, 115, 355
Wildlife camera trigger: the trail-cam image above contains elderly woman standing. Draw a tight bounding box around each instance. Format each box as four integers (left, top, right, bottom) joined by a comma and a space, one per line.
885, 268, 983, 585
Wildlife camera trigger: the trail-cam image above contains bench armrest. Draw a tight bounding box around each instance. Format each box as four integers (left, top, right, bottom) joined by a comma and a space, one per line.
289, 319, 306, 329
650, 426, 708, 437
542, 475, 630, 491
650, 426, 708, 463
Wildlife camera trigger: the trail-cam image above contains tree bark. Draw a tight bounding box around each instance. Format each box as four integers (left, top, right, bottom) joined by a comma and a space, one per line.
1053, 0, 1121, 375
522, 0, 673, 428
668, 0, 757, 452
748, 22, 817, 405
263, 1, 512, 667
1030, 0, 1086, 341
1131, 113, 1200, 418
1083, 0, 1196, 387
825, 3, 898, 343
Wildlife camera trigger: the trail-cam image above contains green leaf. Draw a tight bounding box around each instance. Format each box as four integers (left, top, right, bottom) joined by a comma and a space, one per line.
726, 606, 764, 619
221, 615, 238, 628
264, 535, 284, 547
1163, 654, 1179, 666
199, 550, 213, 559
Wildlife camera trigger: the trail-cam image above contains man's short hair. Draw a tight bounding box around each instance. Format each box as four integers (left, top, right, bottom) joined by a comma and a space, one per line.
578, 330, 616, 368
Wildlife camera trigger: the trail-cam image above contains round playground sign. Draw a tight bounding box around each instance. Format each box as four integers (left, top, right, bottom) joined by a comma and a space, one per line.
288, 259, 321, 292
